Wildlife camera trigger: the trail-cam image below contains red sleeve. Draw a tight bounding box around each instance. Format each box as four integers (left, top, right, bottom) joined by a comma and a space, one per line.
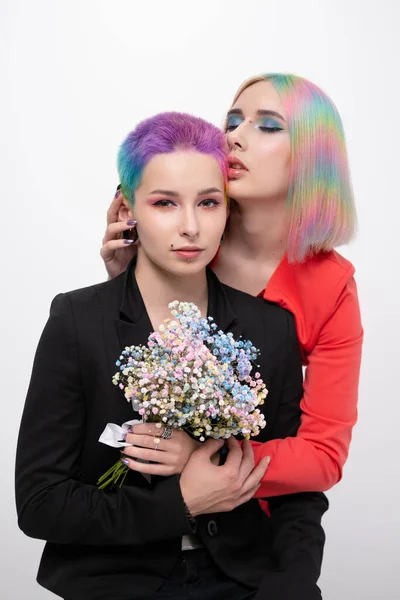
252, 276, 363, 497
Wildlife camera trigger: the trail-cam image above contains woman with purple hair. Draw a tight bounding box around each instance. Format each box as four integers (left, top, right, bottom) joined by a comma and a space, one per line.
16, 111, 327, 599
102, 74, 363, 500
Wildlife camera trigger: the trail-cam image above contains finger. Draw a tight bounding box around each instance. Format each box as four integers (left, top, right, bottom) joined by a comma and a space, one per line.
102, 221, 136, 245
122, 445, 171, 464
131, 423, 164, 436
239, 457, 271, 496
100, 239, 134, 262
125, 433, 170, 452
234, 484, 261, 508
237, 439, 256, 481
197, 438, 225, 458
120, 456, 173, 476
107, 192, 125, 225
205, 484, 260, 514
222, 437, 243, 471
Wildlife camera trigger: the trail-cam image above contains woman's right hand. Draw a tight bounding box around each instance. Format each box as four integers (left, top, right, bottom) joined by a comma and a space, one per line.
100, 188, 137, 279
180, 437, 271, 517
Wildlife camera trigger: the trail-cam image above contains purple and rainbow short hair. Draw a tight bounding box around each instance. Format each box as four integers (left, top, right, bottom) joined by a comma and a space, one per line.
232, 74, 357, 262
118, 112, 228, 206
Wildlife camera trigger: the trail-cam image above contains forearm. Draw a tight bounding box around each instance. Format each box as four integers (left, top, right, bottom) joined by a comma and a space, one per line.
251, 431, 343, 497
16, 475, 192, 546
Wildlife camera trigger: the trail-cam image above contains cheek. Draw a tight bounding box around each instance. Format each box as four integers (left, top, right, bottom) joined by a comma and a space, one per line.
136, 213, 171, 248
201, 209, 227, 234
254, 138, 291, 184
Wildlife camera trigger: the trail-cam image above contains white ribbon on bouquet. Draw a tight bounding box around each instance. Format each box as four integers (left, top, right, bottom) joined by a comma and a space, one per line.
98, 418, 151, 482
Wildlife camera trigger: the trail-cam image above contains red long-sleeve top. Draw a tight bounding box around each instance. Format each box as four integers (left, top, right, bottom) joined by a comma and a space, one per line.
245, 250, 363, 498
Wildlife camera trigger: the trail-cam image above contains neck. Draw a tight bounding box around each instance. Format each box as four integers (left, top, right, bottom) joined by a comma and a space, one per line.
135, 250, 208, 327
224, 197, 287, 262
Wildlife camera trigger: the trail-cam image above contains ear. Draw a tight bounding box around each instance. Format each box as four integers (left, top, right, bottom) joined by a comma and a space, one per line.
118, 196, 135, 222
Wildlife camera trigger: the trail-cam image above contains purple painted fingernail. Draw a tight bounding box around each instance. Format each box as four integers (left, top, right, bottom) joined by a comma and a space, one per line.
121, 433, 127, 441
114, 184, 121, 198
127, 220, 137, 226
120, 457, 129, 466
124, 239, 134, 245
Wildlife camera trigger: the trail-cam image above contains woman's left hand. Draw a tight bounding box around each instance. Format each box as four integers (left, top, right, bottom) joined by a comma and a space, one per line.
122, 424, 200, 476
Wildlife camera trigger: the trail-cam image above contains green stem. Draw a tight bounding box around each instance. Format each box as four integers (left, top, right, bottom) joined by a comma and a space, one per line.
97, 459, 128, 490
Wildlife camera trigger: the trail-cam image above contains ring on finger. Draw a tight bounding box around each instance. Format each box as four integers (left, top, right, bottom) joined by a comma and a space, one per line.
153, 436, 161, 451
161, 426, 173, 440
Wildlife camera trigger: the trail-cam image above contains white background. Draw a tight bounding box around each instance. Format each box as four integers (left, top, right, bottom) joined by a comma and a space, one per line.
1, 0, 399, 598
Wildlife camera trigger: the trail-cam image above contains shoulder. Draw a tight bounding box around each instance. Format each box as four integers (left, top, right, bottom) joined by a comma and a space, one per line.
310, 249, 354, 282
49, 273, 124, 318
288, 250, 355, 291
266, 251, 359, 353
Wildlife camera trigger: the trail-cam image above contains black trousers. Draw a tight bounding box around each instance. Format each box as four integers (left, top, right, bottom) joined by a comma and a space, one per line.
137, 548, 256, 600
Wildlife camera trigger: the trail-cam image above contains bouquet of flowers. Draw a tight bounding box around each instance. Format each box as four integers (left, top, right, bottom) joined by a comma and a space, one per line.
97, 301, 267, 489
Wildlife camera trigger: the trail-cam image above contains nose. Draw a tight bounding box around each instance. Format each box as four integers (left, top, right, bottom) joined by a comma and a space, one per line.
179, 206, 199, 241
226, 121, 249, 152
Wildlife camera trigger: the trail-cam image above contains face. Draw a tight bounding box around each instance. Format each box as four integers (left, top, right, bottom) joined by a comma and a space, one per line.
121, 150, 227, 277
225, 80, 291, 203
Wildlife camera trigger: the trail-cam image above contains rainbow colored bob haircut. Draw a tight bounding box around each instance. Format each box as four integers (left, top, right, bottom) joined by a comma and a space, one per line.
118, 112, 228, 207
232, 74, 357, 262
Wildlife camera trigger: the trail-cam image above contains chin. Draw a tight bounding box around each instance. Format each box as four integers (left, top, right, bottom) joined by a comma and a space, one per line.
227, 178, 250, 199
160, 260, 209, 278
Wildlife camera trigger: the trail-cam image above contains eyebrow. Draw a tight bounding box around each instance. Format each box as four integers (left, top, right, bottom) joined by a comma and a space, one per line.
149, 187, 223, 197
149, 189, 179, 197
198, 187, 223, 195
227, 108, 286, 122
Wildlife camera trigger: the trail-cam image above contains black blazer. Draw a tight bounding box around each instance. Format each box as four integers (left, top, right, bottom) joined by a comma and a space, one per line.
15, 259, 328, 600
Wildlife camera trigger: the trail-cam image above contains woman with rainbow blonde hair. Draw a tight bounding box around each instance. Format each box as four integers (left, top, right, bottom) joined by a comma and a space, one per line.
102, 73, 363, 499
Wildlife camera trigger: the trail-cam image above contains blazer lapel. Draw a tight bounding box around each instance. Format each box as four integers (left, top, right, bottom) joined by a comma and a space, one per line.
206, 267, 243, 340
115, 258, 154, 352
103, 261, 246, 381
115, 262, 244, 352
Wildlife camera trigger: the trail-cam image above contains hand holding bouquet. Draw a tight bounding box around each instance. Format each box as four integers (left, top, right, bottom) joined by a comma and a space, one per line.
98, 301, 267, 488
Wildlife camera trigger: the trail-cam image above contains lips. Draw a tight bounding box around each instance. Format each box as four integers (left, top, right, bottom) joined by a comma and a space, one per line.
173, 246, 204, 260
228, 156, 248, 171
228, 156, 248, 180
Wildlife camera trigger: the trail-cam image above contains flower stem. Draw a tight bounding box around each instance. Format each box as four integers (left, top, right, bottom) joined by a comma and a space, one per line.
97, 459, 128, 490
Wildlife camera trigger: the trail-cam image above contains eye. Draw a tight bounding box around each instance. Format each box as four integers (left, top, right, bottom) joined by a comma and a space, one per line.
225, 115, 244, 132
199, 199, 221, 208
152, 199, 176, 208
256, 118, 283, 133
